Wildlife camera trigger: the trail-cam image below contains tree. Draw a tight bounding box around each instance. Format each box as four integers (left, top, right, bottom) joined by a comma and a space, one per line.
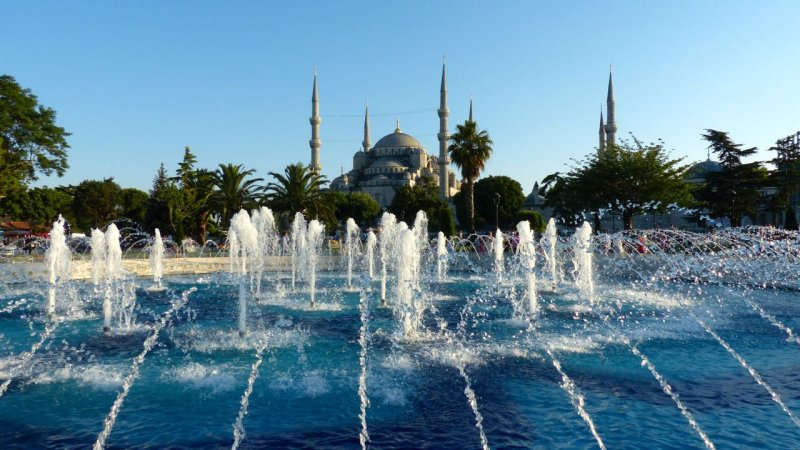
472, 175, 525, 230
145, 163, 173, 235
544, 138, 694, 230
388, 178, 455, 235
697, 130, 768, 227
448, 119, 493, 231
0, 75, 70, 200
120, 188, 148, 225
212, 163, 262, 229
340, 192, 381, 228
515, 210, 546, 233
168, 147, 200, 241
72, 178, 123, 231
768, 132, 800, 228
264, 163, 331, 228
187, 168, 216, 244
0, 186, 73, 228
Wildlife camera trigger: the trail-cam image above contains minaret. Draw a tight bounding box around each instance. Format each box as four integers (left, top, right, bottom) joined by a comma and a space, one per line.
598, 107, 606, 154
309, 70, 322, 173
468, 96, 474, 122
362, 103, 370, 152
437, 60, 450, 199
604, 67, 617, 148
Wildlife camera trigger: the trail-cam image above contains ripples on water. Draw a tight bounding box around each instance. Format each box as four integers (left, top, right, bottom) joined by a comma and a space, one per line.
0, 257, 799, 448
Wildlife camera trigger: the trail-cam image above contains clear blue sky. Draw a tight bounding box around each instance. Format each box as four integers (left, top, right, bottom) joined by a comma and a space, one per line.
3, 1, 799, 194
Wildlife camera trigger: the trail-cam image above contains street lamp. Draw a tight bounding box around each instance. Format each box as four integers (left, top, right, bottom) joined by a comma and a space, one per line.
494, 192, 501, 231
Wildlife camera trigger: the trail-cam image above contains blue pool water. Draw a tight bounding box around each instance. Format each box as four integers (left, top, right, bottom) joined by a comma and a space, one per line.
1, 267, 799, 449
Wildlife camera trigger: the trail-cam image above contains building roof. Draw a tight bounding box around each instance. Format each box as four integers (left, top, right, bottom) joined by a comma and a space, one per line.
686, 159, 723, 182
373, 129, 424, 149
524, 182, 546, 207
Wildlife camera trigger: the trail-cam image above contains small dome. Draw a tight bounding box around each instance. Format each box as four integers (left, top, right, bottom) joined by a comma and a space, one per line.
686, 159, 723, 182
525, 182, 545, 207
373, 129, 424, 149
372, 157, 407, 169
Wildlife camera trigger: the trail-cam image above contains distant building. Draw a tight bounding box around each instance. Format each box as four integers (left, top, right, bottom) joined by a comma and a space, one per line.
309, 63, 461, 209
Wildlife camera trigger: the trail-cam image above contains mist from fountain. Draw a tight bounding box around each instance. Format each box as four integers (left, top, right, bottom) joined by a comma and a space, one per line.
149, 228, 164, 290
516, 220, 537, 316
102, 224, 137, 332
378, 212, 399, 304
345, 218, 359, 289
290, 213, 305, 291
436, 231, 448, 281
229, 210, 259, 336
542, 218, 559, 291
251, 207, 277, 295
44, 215, 71, 318
493, 228, 504, 282
305, 219, 324, 307
572, 221, 594, 305
365, 230, 376, 280
90, 229, 106, 286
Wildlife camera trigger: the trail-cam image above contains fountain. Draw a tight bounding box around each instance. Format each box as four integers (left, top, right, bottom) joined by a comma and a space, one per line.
148, 228, 165, 291
516, 220, 537, 316
102, 223, 137, 333
90, 228, 106, 286
572, 221, 594, 304
229, 210, 258, 336
1, 213, 800, 449
365, 229, 377, 280
436, 231, 448, 281
44, 215, 71, 318
345, 218, 359, 289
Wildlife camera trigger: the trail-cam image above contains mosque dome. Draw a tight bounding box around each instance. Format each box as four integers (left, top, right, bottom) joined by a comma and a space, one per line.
524, 182, 546, 208
373, 128, 424, 149
372, 157, 407, 169
686, 159, 723, 183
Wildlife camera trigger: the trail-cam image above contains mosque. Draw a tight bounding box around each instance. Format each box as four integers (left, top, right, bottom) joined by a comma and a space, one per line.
307, 63, 461, 208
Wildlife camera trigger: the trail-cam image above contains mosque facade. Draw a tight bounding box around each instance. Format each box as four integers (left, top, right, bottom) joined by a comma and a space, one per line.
308, 64, 461, 209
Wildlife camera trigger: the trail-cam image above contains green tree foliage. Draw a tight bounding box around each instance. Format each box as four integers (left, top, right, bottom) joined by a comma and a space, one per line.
187, 168, 216, 244
448, 119, 493, 231
697, 130, 769, 227
768, 132, 800, 228
120, 188, 148, 225
212, 163, 262, 229
264, 163, 331, 229
515, 210, 546, 233
471, 175, 525, 230
544, 138, 693, 230
72, 178, 122, 231
388, 179, 455, 235
0, 75, 70, 199
146, 163, 173, 235
320, 190, 348, 232
0, 186, 73, 228
453, 189, 486, 231
340, 192, 380, 228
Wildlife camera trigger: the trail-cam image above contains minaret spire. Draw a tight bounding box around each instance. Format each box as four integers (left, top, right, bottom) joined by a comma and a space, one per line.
603, 65, 617, 148
362, 102, 370, 152
598, 106, 606, 155
468, 96, 474, 122
437, 59, 450, 199
309, 70, 322, 173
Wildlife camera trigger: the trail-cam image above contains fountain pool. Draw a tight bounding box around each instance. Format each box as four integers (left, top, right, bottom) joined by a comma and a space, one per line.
1, 219, 799, 449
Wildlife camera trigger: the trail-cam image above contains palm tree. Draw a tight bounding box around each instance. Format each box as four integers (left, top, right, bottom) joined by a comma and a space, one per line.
211, 163, 262, 228
448, 120, 493, 231
264, 163, 333, 227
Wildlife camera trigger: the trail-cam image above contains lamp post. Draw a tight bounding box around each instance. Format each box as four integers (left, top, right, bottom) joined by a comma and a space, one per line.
494, 192, 501, 231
